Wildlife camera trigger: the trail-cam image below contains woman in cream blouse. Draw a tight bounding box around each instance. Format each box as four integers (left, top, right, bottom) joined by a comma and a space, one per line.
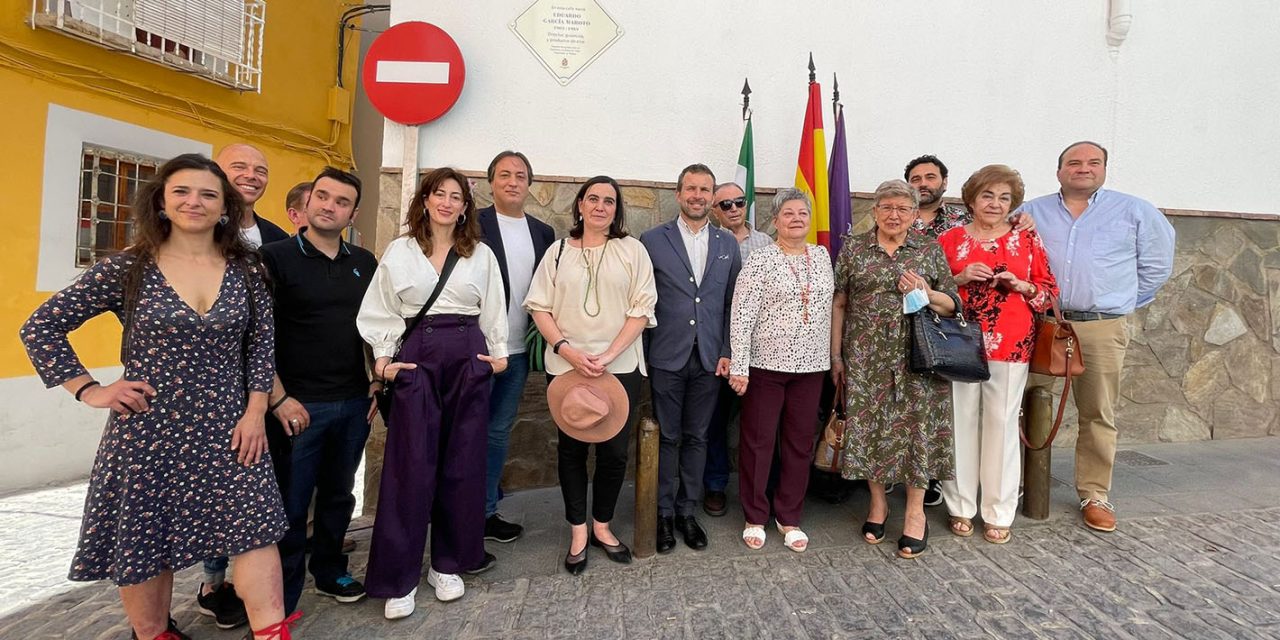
357, 167, 507, 620
524, 175, 657, 575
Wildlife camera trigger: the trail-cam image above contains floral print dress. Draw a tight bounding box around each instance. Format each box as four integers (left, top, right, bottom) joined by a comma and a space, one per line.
835, 230, 957, 488
20, 253, 286, 586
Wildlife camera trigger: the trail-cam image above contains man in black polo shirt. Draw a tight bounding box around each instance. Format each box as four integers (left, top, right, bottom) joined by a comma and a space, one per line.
261, 167, 378, 614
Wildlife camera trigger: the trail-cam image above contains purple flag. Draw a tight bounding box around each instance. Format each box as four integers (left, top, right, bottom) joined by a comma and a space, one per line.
827, 105, 852, 264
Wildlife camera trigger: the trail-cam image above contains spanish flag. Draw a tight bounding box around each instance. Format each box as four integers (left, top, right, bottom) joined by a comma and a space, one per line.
795, 77, 830, 248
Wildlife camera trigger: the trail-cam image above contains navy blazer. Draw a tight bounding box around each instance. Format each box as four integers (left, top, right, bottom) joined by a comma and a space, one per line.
255, 213, 290, 245
477, 205, 557, 310
640, 219, 742, 373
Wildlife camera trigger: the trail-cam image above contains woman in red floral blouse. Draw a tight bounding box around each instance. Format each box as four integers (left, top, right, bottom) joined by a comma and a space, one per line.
937, 165, 1058, 544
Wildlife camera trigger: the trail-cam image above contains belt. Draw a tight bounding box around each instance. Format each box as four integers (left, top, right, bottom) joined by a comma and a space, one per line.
1050, 310, 1124, 322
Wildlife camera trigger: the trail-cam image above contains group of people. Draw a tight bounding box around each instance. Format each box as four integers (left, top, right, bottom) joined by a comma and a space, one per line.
20, 140, 1176, 639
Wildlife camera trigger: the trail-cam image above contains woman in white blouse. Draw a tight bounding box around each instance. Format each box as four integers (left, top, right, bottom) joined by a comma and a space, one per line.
524, 175, 657, 575
728, 188, 834, 553
357, 167, 508, 620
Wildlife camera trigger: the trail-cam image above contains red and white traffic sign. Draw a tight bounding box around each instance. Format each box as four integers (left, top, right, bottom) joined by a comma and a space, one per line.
362, 21, 466, 126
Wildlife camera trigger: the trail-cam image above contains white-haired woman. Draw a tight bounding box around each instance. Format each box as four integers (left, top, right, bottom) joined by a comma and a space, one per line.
728, 188, 834, 553
830, 179, 959, 559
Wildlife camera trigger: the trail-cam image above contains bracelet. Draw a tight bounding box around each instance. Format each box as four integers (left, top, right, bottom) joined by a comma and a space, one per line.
268, 393, 290, 412
74, 380, 100, 402
552, 339, 569, 355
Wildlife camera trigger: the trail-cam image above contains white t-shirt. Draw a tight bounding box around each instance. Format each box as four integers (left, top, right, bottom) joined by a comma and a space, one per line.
240, 222, 264, 249
496, 213, 536, 355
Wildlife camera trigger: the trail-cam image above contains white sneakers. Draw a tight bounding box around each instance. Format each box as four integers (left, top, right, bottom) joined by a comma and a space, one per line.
427, 568, 465, 602
383, 587, 417, 620
383, 570, 466, 620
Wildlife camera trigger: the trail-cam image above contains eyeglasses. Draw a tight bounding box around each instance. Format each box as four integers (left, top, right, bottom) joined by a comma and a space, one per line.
716, 197, 747, 211
874, 204, 916, 216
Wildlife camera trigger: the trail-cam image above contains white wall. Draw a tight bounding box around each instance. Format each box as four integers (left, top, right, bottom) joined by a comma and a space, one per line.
385, 0, 1280, 215
0, 366, 121, 492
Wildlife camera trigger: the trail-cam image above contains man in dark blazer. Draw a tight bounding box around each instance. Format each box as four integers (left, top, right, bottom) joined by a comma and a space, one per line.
640, 164, 742, 552
476, 151, 557, 546
216, 143, 289, 249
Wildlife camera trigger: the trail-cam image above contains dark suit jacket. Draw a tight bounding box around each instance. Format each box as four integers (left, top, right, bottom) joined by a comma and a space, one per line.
255, 213, 290, 245
640, 219, 742, 373
477, 206, 557, 310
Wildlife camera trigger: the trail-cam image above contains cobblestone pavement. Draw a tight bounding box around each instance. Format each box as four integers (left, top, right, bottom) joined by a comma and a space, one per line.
3, 440, 1279, 639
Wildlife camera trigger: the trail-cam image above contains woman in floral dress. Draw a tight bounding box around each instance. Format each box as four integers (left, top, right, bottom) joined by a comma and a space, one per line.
830, 179, 959, 559
20, 154, 294, 640
937, 165, 1058, 544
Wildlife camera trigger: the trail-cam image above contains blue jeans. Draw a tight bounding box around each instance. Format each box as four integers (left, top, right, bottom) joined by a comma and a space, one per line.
278, 397, 371, 614
703, 379, 738, 493
485, 352, 529, 517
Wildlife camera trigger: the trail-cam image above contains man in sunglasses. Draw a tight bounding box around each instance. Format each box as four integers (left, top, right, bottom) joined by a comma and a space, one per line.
701, 181, 772, 517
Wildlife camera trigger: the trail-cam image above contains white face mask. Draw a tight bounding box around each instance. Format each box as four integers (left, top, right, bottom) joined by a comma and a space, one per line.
902, 287, 930, 314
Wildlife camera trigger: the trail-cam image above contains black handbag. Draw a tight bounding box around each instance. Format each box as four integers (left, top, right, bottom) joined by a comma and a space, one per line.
908, 299, 990, 383
375, 248, 460, 424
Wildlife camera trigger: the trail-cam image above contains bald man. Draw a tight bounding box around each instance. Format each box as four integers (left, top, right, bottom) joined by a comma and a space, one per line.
215, 143, 288, 248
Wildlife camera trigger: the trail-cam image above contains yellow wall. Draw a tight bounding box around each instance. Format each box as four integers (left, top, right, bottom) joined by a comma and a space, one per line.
0, 2, 360, 379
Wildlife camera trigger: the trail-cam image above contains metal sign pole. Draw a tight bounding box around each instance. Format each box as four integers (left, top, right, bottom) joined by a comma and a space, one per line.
399, 122, 419, 230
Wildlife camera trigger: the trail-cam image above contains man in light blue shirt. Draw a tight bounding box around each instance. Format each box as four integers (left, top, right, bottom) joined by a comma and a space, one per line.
1021, 141, 1175, 533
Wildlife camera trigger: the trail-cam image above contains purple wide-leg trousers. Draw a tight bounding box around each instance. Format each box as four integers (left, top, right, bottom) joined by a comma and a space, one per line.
365, 314, 492, 599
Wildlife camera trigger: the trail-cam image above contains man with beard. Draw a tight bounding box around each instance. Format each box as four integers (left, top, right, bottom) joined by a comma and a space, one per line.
216, 143, 289, 249
641, 164, 742, 552
261, 167, 379, 613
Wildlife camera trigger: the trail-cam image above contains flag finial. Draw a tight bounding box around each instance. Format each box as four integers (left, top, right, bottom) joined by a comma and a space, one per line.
808, 52, 816, 83
832, 73, 840, 106
741, 77, 752, 121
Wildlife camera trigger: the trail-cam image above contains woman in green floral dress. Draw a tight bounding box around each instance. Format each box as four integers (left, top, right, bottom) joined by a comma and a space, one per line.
830, 179, 959, 559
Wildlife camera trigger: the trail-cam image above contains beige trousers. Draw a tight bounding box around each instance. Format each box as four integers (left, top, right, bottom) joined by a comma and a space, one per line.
943, 361, 1028, 528
1027, 316, 1129, 503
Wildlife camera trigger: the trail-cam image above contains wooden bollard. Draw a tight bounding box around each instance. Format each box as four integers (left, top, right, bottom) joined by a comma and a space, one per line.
1021, 387, 1053, 520
633, 416, 660, 558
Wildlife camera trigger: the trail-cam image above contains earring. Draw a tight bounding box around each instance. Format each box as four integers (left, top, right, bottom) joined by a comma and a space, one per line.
158, 210, 168, 220
457, 213, 468, 225
218, 215, 229, 226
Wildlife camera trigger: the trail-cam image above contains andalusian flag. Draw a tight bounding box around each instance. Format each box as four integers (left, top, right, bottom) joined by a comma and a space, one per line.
795, 78, 830, 248
735, 115, 757, 227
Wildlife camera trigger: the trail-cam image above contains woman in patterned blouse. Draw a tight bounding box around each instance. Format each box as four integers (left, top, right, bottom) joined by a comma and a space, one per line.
20, 154, 294, 639
831, 179, 959, 559
728, 188, 834, 553
936, 165, 1058, 544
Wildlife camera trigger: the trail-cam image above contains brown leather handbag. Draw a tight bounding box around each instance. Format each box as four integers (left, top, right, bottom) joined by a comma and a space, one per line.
1022, 298, 1086, 451
813, 384, 848, 473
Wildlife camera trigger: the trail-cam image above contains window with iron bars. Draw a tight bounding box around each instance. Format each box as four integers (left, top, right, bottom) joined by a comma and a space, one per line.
77, 145, 162, 267
31, 0, 266, 92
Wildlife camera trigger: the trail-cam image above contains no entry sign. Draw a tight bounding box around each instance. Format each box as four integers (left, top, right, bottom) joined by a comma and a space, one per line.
362, 21, 466, 125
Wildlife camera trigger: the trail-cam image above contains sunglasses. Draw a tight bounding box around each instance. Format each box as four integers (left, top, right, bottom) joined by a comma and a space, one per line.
716, 197, 748, 211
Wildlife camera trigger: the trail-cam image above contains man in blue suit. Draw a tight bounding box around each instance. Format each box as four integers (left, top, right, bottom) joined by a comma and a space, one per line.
476, 151, 557, 548
641, 164, 742, 552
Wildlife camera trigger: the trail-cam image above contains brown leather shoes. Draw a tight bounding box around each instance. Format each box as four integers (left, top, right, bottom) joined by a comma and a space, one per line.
703, 491, 728, 517
1080, 499, 1116, 532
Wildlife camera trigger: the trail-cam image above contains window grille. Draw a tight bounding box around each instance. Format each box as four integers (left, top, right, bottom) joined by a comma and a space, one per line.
31, 0, 266, 92
77, 144, 163, 267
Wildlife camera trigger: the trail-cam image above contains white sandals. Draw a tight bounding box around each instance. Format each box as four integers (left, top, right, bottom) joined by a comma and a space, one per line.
742, 525, 766, 549
776, 523, 809, 553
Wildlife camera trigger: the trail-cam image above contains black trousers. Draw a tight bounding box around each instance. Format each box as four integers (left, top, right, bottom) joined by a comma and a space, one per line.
553, 369, 643, 525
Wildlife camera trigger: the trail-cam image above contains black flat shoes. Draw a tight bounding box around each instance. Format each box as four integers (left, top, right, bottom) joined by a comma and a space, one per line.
590, 534, 633, 564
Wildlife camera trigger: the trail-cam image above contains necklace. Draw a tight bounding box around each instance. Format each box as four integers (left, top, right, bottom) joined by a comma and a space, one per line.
780, 244, 813, 324
581, 239, 608, 317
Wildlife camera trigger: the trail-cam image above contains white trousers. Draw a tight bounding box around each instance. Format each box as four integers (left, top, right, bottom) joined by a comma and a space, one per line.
942, 361, 1028, 528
